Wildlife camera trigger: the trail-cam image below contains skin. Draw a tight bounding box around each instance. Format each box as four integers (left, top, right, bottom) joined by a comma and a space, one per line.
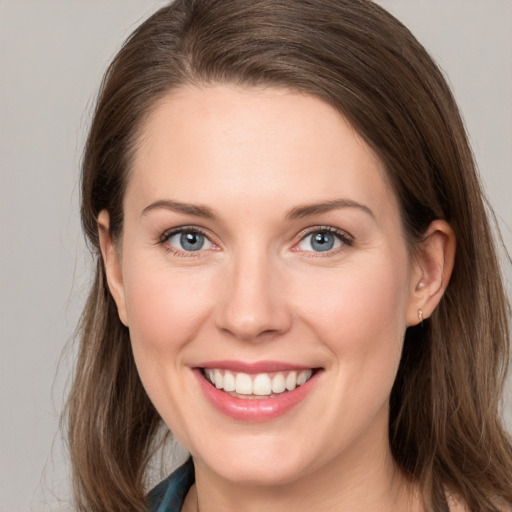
99, 85, 455, 511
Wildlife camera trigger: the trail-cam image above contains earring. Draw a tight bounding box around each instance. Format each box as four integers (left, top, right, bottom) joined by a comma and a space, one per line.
418, 309, 424, 326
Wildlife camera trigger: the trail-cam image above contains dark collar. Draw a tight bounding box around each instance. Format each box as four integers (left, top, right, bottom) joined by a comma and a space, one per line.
148, 457, 195, 512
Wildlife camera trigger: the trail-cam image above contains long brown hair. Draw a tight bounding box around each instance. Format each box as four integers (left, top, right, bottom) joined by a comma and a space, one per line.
67, 1, 512, 510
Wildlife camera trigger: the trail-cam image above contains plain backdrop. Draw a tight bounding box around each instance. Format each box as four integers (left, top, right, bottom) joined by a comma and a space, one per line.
0, 1, 511, 511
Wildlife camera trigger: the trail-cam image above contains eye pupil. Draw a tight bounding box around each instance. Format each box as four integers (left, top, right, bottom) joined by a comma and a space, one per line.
180, 232, 204, 251
311, 232, 335, 252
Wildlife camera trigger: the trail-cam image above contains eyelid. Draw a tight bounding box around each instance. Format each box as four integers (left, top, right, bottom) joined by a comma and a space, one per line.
160, 225, 204, 242
292, 225, 353, 254
159, 225, 220, 254
157, 224, 352, 256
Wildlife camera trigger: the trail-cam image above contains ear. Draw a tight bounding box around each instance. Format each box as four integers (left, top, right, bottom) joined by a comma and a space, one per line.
406, 220, 456, 326
97, 210, 129, 326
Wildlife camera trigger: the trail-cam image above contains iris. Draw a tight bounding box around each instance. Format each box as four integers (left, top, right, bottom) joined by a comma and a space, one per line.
180, 231, 205, 251
310, 231, 335, 252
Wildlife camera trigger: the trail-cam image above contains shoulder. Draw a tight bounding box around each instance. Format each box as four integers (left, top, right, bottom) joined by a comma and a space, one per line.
148, 457, 195, 512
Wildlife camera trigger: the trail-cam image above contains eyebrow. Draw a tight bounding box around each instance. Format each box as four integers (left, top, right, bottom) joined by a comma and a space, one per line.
286, 199, 375, 220
141, 200, 216, 219
141, 197, 374, 221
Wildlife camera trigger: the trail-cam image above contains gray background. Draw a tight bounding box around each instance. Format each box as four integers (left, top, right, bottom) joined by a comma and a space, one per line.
0, 1, 511, 511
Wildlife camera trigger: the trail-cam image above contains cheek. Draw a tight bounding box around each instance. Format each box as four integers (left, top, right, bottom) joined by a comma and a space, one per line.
301, 256, 408, 328
296, 255, 410, 374
120, 261, 218, 428
296, 257, 410, 439
122, 261, 215, 360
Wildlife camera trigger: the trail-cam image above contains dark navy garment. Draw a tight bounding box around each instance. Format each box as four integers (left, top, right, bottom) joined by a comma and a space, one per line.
148, 458, 195, 512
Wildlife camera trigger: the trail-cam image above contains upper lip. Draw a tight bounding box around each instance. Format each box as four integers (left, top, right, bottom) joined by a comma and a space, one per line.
195, 360, 316, 373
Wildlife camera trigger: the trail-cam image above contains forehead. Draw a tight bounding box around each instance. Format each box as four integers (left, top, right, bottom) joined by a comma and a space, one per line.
127, 85, 397, 222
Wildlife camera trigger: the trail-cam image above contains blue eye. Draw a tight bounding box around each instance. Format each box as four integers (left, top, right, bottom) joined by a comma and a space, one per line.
165, 230, 214, 252
297, 229, 347, 253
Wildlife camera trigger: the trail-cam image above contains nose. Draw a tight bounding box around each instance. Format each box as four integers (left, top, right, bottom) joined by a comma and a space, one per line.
214, 249, 292, 342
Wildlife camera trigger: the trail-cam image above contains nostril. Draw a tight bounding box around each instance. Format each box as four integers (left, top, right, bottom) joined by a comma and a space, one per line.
215, 302, 293, 342
213, 264, 293, 341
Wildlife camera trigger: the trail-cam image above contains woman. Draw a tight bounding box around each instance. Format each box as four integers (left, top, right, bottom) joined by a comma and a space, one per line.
66, 0, 512, 511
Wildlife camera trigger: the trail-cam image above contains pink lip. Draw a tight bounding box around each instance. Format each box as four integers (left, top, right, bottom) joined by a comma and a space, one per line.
196, 360, 312, 373
193, 366, 321, 422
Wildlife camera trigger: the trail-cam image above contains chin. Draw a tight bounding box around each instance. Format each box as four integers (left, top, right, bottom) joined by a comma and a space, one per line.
190, 433, 320, 487
210, 457, 310, 487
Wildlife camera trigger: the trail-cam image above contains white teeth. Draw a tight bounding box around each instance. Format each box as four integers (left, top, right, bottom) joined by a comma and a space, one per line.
285, 371, 297, 391
204, 368, 314, 396
223, 371, 236, 392
253, 373, 272, 395
214, 369, 223, 389
271, 373, 286, 394
297, 369, 313, 386
235, 372, 253, 394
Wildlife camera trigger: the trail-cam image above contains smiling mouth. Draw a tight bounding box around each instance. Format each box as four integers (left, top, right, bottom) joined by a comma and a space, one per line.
201, 368, 317, 399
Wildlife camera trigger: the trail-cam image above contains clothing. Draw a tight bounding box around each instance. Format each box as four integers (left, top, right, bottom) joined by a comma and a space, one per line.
148, 458, 195, 512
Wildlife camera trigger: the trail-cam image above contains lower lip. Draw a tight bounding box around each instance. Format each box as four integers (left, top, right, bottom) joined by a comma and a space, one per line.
194, 369, 320, 422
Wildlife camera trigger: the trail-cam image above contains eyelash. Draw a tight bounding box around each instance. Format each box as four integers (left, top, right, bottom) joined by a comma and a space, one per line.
159, 226, 217, 257
158, 225, 353, 257
292, 226, 353, 256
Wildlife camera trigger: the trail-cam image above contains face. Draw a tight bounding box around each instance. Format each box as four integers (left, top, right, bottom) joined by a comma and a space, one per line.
102, 85, 425, 487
